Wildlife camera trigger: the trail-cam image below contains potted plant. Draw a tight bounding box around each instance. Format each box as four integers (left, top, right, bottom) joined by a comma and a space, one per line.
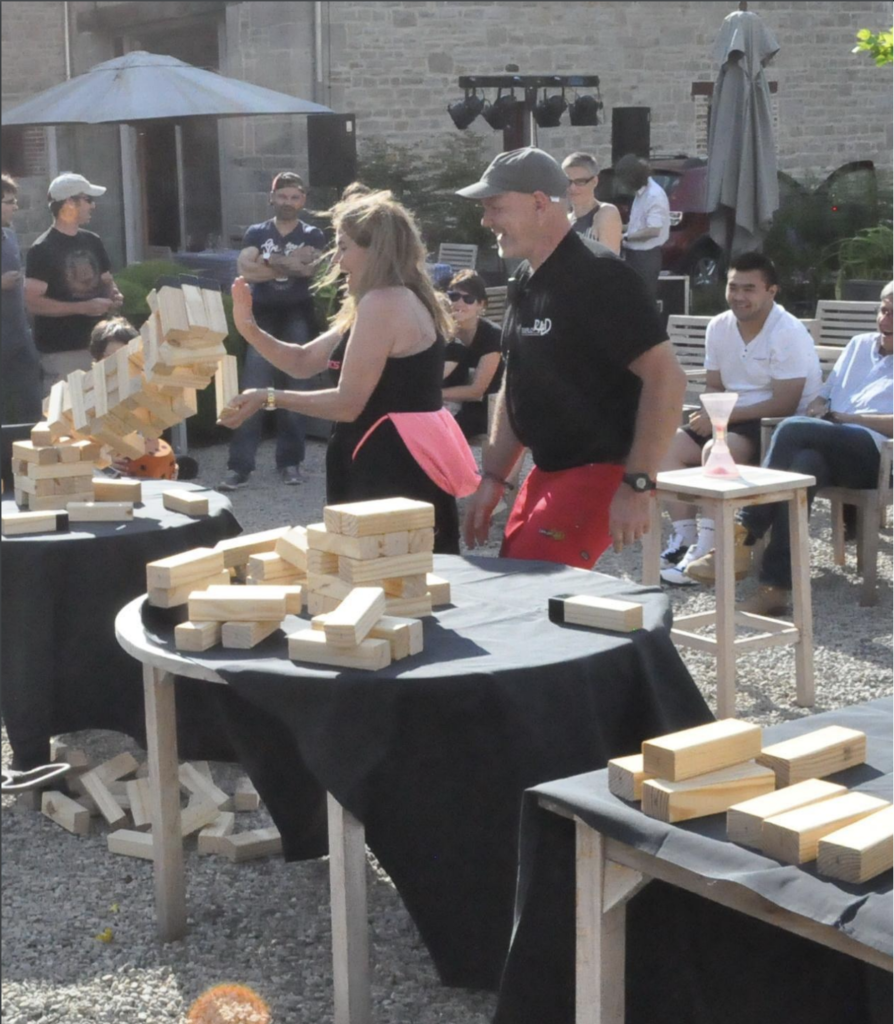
833, 224, 893, 299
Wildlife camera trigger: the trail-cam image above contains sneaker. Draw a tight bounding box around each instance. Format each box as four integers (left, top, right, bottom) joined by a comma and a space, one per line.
660, 533, 691, 569
660, 531, 709, 586
739, 585, 791, 618
218, 469, 250, 492
280, 465, 305, 485
684, 523, 753, 584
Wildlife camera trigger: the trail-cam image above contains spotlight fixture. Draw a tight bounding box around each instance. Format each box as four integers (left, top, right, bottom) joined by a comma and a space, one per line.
482, 89, 519, 130
569, 94, 603, 127
448, 89, 485, 130
533, 89, 567, 128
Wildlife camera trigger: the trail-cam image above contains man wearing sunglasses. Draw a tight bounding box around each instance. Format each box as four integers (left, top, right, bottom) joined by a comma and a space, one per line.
25, 172, 122, 393
457, 147, 686, 568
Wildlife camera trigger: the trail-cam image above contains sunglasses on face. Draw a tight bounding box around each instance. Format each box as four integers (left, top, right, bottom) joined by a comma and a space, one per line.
447, 291, 477, 305
566, 176, 595, 187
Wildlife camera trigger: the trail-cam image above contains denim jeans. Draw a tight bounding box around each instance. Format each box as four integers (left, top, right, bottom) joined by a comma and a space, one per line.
227, 304, 315, 474
1, 341, 43, 424
740, 416, 881, 589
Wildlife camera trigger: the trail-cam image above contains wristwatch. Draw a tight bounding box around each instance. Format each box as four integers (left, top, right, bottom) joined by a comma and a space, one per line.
264, 386, 277, 411
621, 472, 656, 493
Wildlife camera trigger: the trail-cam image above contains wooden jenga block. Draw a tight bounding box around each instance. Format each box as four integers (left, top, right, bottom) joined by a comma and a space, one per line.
159, 340, 227, 366
222, 827, 283, 863
306, 573, 351, 597
425, 573, 451, 606
182, 802, 224, 838
88, 425, 146, 460
179, 762, 232, 810
17, 460, 94, 481
307, 590, 343, 615
214, 527, 292, 568
156, 277, 192, 342
307, 548, 340, 576
408, 527, 436, 553
202, 281, 229, 341
607, 753, 655, 801
324, 497, 435, 537
30, 423, 55, 446
197, 811, 236, 854
233, 777, 260, 812
382, 574, 427, 599
642, 720, 763, 782
727, 779, 848, 848
816, 806, 894, 884
180, 277, 211, 340
67, 369, 91, 429
549, 594, 643, 632
11, 440, 59, 466
215, 354, 240, 417
26, 492, 93, 512
56, 443, 82, 464
147, 548, 226, 590
324, 587, 387, 648
56, 475, 90, 495
306, 522, 412, 560
275, 526, 309, 570
73, 439, 103, 462
221, 619, 281, 649
108, 829, 155, 860
41, 790, 91, 835
50, 740, 89, 769
761, 792, 890, 864
247, 551, 301, 582
206, 584, 304, 615
757, 727, 867, 787
314, 612, 423, 661
79, 776, 130, 828
384, 594, 433, 618
174, 620, 223, 652
169, 387, 199, 420
67, 501, 133, 522
339, 551, 434, 585
148, 569, 230, 609
287, 628, 391, 671
188, 591, 287, 623
125, 778, 153, 831
13, 474, 57, 498
87, 752, 139, 785
1, 509, 69, 536
642, 762, 776, 824
163, 489, 210, 516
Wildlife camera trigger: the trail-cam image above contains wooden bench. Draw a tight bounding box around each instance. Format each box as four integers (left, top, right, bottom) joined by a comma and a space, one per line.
813, 300, 878, 351
485, 286, 508, 326
437, 242, 478, 270
667, 315, 710, 402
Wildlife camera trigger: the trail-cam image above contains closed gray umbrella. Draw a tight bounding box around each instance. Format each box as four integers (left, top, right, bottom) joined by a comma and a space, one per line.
705, 9, 780, 258
0, 51, 331, 124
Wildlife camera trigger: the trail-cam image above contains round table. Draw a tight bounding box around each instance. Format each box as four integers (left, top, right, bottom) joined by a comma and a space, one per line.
115, 554, 712, 997
1, 481, 241, 768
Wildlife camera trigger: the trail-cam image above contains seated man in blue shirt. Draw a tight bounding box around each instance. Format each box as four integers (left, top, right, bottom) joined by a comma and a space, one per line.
718, 282, 893, 615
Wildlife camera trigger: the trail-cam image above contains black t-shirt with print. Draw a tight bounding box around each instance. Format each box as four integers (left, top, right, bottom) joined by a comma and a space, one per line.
443, 317, 504, 438
25, 227, 112, 353
503, 229, 667, 471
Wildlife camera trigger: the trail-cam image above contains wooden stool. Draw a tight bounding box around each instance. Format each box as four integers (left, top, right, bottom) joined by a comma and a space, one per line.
642, 467, 816, 718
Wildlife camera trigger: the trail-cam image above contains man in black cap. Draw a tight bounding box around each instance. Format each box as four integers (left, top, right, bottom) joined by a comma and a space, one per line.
457, 147, 686, 568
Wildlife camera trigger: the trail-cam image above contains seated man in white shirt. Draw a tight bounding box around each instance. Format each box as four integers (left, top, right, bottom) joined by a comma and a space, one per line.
659, 252, 823, 585
729, 281, 893, 615
616, 154, 670, 303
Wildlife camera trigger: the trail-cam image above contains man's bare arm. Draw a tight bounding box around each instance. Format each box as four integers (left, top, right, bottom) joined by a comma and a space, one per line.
237, 246, 280, 283
24, 277, 114, 318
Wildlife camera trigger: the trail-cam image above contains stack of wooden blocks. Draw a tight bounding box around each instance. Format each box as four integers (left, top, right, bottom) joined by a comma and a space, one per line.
40, 742, 280, 863
10, 433, 100, 512
608, 721, 892, 883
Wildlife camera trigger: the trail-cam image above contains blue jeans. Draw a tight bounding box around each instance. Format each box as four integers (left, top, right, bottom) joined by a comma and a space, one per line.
740, 416, 881, 589
227, 304, 315, 474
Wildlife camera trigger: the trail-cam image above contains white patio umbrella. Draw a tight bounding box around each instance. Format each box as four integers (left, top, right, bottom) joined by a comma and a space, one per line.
705, 7, 780, 259
1, 52, 332, 260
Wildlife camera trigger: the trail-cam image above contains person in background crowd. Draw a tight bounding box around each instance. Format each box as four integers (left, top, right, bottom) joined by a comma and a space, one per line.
1, 173, 42, 424
24, 172, 123, 394
616, 154, 670, 303
442, 270, 504, 440
562, 152, 623, 255
218, 190, 479, 553
219, 172, 325, 491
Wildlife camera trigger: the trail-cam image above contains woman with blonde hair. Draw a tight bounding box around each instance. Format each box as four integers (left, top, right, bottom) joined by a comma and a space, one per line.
219, 190, 478, 552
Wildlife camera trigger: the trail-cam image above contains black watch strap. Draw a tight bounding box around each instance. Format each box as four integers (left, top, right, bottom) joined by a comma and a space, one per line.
622, 472, 657, 492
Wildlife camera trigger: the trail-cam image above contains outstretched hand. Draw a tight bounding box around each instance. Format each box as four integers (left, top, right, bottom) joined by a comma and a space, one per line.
217, 389, 266, 430
231, 277, 257, 340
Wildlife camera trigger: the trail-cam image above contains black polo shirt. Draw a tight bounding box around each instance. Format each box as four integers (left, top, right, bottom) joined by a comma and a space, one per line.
503, 230, 667, 471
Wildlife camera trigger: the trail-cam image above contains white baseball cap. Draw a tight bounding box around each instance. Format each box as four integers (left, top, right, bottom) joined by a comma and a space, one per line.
48, 173, 106, 202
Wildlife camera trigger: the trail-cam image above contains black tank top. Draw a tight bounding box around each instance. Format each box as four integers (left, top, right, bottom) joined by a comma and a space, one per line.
327, 331, 445, 432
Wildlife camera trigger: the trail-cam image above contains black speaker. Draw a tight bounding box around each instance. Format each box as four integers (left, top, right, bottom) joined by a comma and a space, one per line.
611, 107, 651, 165
307, 114, 357, 190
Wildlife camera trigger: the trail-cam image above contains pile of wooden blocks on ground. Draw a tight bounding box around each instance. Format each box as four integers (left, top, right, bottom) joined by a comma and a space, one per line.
39, 741, 281, 863
608, 721, 892, 883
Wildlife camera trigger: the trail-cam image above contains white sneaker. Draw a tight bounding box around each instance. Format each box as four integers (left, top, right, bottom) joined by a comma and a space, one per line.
660, 532, 691, 569
660, 533, 711, 586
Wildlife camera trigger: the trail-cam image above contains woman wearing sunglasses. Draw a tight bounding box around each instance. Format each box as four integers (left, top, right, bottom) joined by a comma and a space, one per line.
220, 190, 479, 553
442, 271, 504, 440
562, 151, 623, 255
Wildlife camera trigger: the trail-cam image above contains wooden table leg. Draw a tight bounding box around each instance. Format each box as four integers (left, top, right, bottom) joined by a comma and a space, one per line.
327, 793, 371, 1024
641, 495, 662, 587
714, 503, 738, 718
788, 489, 815, 706
576, 822, 626, 1024
142, 664, 186, 942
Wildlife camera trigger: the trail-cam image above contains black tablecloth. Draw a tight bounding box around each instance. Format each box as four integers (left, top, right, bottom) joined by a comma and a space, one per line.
495, 698, 893, 1024
123, 554, 712, 988
1, 481, 241, 768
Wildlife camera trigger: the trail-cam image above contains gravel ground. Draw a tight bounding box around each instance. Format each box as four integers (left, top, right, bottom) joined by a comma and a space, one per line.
3, 435, 891, 1023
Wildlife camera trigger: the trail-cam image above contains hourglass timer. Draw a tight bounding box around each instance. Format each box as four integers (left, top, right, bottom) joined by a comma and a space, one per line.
699, 392, 741, 477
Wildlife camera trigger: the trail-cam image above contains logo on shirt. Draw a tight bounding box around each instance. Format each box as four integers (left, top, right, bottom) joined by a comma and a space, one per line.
520, 318, 552, 337
328, 359, 341, 371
